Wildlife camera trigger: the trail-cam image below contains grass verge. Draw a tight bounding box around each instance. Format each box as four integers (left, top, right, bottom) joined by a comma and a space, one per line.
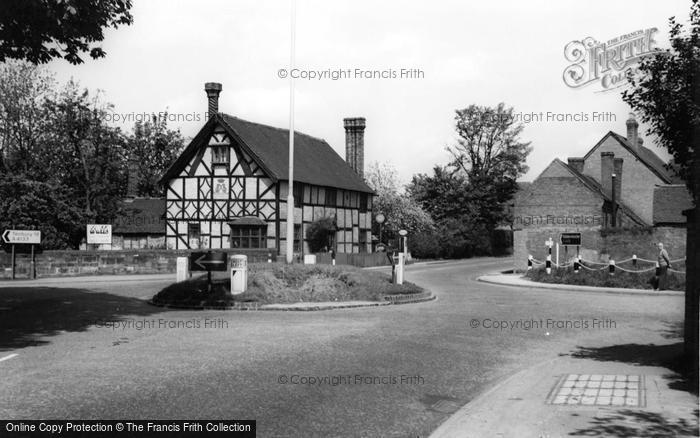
151, 263, 425, 308
526, 266, 685, 291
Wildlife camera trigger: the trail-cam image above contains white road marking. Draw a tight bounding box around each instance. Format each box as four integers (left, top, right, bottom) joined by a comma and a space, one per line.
0, 353, 18, 363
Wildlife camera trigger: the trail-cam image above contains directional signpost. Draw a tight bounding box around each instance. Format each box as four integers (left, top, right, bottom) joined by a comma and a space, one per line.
189, 251, 228, 292
2, 230, 42, 280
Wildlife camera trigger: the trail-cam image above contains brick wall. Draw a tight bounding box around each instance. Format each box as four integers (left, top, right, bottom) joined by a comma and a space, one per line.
582, 135, 665, 225
514, 226, 686, 271
0, 249, 276, 279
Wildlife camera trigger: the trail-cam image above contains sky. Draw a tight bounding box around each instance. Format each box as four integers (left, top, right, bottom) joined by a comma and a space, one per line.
49, 0, 693, 185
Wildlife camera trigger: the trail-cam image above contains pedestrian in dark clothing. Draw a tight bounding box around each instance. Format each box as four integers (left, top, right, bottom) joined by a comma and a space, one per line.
654, 242, 671, 291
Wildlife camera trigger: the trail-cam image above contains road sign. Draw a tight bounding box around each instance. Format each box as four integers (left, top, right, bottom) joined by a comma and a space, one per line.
189, 251, 228, 272
560, 232, 582, 246
87, 224, 112, 244
2, 229, 41, 245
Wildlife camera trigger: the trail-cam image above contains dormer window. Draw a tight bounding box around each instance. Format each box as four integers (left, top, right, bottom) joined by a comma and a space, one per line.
212, 146, 229, 165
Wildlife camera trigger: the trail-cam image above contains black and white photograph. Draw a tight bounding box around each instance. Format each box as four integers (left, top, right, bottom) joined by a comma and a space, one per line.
0, 1, 699, 437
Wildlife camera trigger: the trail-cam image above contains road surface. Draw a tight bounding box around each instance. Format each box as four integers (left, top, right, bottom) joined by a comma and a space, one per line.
0, 258, 686, 437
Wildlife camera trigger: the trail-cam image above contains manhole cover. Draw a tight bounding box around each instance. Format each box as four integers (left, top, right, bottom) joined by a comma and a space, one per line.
547, 374, 645, 407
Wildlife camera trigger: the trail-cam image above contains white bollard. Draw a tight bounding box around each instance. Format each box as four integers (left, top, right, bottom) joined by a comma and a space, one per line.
176, 256, 189, 282
396, 253, 405, 285
230, 254, 248, 294
303, 254, 316, 265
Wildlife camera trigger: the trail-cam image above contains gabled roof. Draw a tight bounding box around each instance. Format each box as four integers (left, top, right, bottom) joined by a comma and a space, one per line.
653, 185, 694, 225
534, 159, 649, 226
584, 131, 681, 184
113, 198, 166, 234
160, 113, 374, 194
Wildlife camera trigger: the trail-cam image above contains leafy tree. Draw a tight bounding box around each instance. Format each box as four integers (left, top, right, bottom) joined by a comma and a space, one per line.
448, 103, 532, 227
43, 80, 127, 223
306, 217, 336, 253
0, 0, 133, 64
365, 162, 434, 246
622, 0, 699, 385
407, 166, 469, 220
0, 176, 86, 248
126, 115, 185, 197
0, 60, 55, 176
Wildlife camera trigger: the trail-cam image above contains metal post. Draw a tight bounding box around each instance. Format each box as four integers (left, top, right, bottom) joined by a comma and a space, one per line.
30, 244, 35, 279
555, 243, 559, 268
11, 244, 15, 280
611, 174, 617, 227
285, 0, 297, 264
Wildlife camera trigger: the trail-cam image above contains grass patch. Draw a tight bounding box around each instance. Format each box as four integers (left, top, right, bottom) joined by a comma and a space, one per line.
151, 263, 425, 308
526, 265, 685, 291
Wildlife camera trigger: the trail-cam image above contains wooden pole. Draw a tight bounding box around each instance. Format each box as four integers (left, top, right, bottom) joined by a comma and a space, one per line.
11, 244, 15, 280
30, 244, 35, 279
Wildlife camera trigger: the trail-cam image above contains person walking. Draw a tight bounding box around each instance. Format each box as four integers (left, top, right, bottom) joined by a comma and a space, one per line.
654, 242, 672, 291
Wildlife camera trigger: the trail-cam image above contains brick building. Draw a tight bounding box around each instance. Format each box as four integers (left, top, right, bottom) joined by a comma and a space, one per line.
158, 83, 375, 255
513, 114, 694, 270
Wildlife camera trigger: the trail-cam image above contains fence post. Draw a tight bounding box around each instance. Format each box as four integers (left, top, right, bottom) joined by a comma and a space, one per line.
632, 254, 637, 267
527, 254, 533, 270
609, 259, 615, 275
574, 257, 580, 273
546, 254, 552, 275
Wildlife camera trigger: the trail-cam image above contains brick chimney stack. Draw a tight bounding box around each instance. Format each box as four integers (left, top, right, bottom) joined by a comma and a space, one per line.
567, 157, 585, 173
601, 152, 615, 198
613, 157, 623, 202
205, 82, 222, 119
344, 117, 366, 178
626, 113, 639, 153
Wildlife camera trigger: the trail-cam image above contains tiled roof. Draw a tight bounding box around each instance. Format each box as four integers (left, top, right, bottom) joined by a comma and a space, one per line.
161, 114, 374, 194
112, 198, 166, 234
653, 185, 694, 224
592, 132, 683, 184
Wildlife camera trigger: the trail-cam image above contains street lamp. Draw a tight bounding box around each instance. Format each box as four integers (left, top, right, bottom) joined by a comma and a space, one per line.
375, 213, 385, 246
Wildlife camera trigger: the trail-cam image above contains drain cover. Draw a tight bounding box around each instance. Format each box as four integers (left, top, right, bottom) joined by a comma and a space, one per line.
547, 374, 645, 407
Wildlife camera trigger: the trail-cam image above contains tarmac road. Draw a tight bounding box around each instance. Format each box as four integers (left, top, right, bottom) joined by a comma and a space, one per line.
0, 258, 687, 437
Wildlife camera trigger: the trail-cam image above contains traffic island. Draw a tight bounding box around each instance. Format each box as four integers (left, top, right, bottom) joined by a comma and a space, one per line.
526, 266, 685, 291
149, 263, 432, 310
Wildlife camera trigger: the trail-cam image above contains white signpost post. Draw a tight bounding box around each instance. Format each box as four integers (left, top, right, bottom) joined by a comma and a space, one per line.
2, 230, 42, 280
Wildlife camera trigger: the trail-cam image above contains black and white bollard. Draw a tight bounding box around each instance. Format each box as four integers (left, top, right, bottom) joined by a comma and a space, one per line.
267, 252, 272, 263
546, 255, 552, 275
632, 254, 637, 267
609, 259, 616, 275
527, 255, 533, 270
573, 257, 580, 273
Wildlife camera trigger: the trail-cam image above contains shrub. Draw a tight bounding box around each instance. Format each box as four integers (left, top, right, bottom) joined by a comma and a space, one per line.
306, 217, 336, 253
411, 230, 442, 259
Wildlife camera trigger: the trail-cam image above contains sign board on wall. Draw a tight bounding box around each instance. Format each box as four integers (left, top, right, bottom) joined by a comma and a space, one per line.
560, 232, 582, 246
87, 224, 112, 244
